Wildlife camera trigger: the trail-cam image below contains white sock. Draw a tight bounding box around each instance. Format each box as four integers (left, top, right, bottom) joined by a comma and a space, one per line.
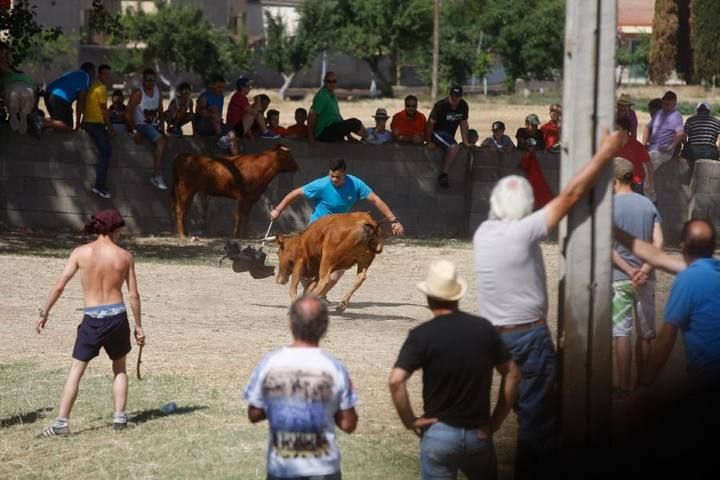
113, 411, 127, 423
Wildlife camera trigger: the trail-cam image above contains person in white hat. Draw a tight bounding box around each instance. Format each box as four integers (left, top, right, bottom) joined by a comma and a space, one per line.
682, 101, 720, 163
365, 107, 393, 144
389, 260, 520, 479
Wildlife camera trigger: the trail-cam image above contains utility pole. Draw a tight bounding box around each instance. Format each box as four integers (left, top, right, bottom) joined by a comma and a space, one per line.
557, 0, 616, 472
431, 0, 440, 102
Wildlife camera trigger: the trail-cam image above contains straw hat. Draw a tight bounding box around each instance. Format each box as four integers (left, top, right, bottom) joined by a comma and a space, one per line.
417, 260, 467, 301
617, 93, 633, 106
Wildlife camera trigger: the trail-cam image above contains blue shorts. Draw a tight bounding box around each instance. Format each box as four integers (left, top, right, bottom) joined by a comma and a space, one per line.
431, 130, 457, 151
136, 123, 163, 143
72, 306, 131, 362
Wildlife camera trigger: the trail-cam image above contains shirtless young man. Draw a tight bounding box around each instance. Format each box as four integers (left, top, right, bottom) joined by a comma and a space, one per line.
36, 209, 145, 437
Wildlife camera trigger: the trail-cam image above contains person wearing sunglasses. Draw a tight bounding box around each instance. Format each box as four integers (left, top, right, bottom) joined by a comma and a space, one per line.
164, 82, 195, 136
391, 95, 427, 144
308, 71, 369, 143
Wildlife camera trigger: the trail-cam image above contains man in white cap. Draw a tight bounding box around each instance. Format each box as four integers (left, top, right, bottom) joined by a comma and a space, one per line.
389, 260, 520, 479
682, 102, 720, 163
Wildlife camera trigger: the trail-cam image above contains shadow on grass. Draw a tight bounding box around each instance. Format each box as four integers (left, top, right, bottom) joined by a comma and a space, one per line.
0, 406, 54, 429
128, 405, 209, 424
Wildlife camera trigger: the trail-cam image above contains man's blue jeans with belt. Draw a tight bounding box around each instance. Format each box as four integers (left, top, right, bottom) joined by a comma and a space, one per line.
82, 122, 112, 187
499, 323, 557, 480
420, 422, 497, 479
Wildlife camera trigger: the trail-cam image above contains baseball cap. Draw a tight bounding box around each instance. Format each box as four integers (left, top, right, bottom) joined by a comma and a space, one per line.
449, 85, 463, 97
236, 77, 252, 89
492, 121, 506, 131
526, 113, 540, 125
614, 157, 634, 180
697, 102, 711, 112
662, 90, 677, 101
372, 108, 389, 119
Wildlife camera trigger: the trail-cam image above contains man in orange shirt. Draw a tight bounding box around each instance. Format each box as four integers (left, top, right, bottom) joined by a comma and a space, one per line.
391, 95, 426, 144
616, 117, 655, 198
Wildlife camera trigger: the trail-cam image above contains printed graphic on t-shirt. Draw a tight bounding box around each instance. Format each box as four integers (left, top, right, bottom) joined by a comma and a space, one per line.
263, 369, 335, 459
444, 112, 465, 122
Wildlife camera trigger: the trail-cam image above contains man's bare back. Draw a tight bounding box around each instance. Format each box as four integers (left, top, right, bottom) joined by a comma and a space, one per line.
76, 237, 133, 308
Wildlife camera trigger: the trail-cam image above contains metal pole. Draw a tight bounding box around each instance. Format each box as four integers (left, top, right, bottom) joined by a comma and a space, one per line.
557, 0, 616, 470
431, 0, 440, 102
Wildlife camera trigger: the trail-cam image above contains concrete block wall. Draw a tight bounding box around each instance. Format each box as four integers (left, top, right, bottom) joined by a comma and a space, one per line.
1, 126, 717, 243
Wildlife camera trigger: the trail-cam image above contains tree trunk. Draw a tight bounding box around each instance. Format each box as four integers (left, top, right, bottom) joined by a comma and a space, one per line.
367, 57, 394, 97
278, 72, 295, 100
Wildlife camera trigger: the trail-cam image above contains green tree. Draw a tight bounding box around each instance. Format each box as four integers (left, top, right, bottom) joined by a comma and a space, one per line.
22, 32, 79, 85
332, 0, 434, 96
0, 1, 61, 65
617, 34, 650, 86
649, 0, 679, 84
691, 0, 720, 83
263, 11, 316, 99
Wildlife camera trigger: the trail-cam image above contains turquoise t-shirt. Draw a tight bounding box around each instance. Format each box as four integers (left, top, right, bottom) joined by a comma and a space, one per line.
303, 174, 373, 223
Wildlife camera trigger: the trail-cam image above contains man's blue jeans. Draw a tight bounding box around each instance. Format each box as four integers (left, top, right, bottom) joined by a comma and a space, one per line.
82, 122, 112, 187
420, 422, 497, 479
499, 323, 557, 479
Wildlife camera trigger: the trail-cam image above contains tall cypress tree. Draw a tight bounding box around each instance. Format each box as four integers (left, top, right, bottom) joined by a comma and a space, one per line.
676, 0, 692, 83
649, 0, 679, 84
691, 0, 720, 82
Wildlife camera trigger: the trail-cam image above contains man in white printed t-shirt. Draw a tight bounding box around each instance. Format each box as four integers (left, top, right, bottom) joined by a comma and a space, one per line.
244, 295, 358, 480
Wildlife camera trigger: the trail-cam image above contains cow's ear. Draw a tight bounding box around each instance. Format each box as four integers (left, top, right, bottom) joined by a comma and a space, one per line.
276, 235, 284, 247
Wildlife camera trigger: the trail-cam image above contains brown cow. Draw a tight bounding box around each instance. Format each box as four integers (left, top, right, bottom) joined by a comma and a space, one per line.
275, 212, 384, 312
172, 145, 299, 237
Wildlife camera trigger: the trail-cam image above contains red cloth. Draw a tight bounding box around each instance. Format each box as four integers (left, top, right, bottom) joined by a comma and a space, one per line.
519, 151, 554, 208
540, 121, 560, 148
284, 124, 308, 138
226, 91, 249, 128
616, 137, 651, 184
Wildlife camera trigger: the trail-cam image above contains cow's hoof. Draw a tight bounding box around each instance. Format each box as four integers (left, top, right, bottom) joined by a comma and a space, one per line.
335, 302, 347, 313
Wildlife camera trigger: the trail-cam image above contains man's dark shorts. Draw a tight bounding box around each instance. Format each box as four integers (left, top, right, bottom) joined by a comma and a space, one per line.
72, 311, 131, 362
316, 118, 363, 142
45, 93, 74, 129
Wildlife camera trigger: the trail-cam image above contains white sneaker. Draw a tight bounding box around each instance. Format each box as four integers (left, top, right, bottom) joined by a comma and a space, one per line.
150, 175, 168, 190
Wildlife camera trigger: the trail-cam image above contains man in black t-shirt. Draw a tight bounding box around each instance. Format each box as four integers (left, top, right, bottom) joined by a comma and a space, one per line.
426, 86, 471, 188
389, 260, 520, 479
516, 113, 547, 151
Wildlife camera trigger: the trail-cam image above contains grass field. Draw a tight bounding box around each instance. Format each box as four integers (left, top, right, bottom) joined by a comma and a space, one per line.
0, 228, 687, 479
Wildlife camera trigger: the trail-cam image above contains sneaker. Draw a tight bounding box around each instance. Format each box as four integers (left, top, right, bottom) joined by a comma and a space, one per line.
150, 175, 168, 190
261, 130, 280, 139
27, 112, 43, 139
91, 184, 111, 199
36, 424, 70, 438
216, 135, 230, 150
437, 173, 449, 189
112, 421, 127, 432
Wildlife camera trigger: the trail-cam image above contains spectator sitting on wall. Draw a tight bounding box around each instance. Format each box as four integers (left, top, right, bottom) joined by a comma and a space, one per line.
427, 85, 470, 188
82, 64, 114, 199
266, 109, 287, 137
308, 71, 369, 144
0, 42, 37, 136
467, 129, 479, 146
540, 103, 562, 151
616, 93, 638, 139
366, 108, 393, 145
682, 102, 720, 163
125, 67, 168, 191
481, 121, 515, 152
284, 107, 309, 139
391, 95, 426, 144
43, 61, 95, 132
516, 113, 546, 151
109, 89, 129, 134
641, 97, 664, 148
194, 75, 229, 137
646, 90, 685, 177
225, 77, 273, 139
164, 82, 194, 136
615, 117, 655, 198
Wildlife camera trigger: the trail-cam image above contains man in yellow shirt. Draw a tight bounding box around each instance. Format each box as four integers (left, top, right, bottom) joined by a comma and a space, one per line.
83, 64, 114, 199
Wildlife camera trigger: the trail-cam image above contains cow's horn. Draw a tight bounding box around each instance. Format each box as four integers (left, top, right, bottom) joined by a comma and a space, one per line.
279, 145, 290, 151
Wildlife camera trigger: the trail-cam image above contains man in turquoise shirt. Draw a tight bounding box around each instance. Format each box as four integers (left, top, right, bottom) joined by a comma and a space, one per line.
308, 72, 369, 143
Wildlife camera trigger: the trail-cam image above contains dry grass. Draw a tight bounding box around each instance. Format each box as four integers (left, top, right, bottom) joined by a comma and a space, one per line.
0, 230, 687, 479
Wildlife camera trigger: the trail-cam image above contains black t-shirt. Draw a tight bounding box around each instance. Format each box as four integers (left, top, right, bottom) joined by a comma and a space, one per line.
515, 127, 546, 150
394, 311, 511, 428
430, 98, 469, 136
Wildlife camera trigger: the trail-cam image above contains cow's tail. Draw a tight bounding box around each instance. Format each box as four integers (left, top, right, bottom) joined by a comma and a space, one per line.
364, 222, 384, 254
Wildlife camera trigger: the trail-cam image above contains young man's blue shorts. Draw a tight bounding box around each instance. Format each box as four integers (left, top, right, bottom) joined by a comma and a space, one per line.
72, 305, 131, 362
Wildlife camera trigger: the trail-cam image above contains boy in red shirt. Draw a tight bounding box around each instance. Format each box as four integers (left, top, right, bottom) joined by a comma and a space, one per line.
615, 117, 655, 198
540, 103, 561, 151
284, 108, 309, 139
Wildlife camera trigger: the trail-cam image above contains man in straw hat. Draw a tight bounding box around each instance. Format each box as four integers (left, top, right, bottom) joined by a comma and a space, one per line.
616, 93, 638, 139
35, 209, 145, 437
389, 260, 520, 479
473, 129, 626, 477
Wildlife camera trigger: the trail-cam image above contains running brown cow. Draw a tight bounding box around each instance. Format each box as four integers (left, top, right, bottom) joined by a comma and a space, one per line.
172, 145, 299, 238
275, 212, 384, 312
